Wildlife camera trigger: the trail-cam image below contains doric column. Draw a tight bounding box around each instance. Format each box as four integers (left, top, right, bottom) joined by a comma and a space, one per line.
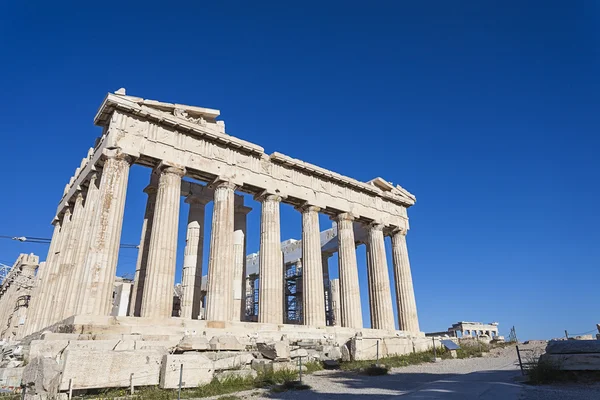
57, 191, 86, 319
334, 213, 363, 329
366, 223, 395, 330
180, 195, 208, 319
322, 253, 332, 324
44, 207, 73, 325
330, 278, 341, 326
140, 164, 185, 318
233, 204, 251, 321
79, 150, 132, 316
205, 181, 236, 322
256, 194, 283, 324
25, 219, 60, 334
391, 229, 420, 333
127, 173, 158, 317
70, 173, 101, 315
299, 205, 326, 327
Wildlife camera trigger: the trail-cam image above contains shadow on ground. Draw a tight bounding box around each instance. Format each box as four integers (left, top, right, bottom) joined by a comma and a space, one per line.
263, 369, 523, 399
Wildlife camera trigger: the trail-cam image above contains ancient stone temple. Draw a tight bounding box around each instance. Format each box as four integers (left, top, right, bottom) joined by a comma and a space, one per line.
24, 89, 420, 336
2, 90, 428, 396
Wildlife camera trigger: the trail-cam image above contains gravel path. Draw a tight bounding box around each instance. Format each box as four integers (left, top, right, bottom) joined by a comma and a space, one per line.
210, 344, 600, 400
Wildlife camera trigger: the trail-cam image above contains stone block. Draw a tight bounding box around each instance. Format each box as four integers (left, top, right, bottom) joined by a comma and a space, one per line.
160, 354, 213, 389
290, 349, 308, 358
177, 335, 210, 351
257, 340, 289, 361
214, 353, 254, 370
350, 338, 379, 361
59, 349, 162, 390
209, 335, 244, 351
22, 357, 62, 394
546, 340, 600, 355
383, 337, 412, 357
215, 369, 257, 382
28, 340, 69, 361
324, 346, 342, 360
540, 353, 600, 370
251, 358, 273, 372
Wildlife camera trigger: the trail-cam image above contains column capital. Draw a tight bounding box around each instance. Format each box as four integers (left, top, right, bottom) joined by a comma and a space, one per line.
296, 203, 320, 214
254, 191, 283, 203
390, 226, 408, 237
101, 148, 135, 164
332, 212, 356, 223
366, 222, 385, 232
155, 162, 186, 178
210, 179, 237, 192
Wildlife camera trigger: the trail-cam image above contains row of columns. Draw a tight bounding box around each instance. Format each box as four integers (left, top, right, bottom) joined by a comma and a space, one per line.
25, 147, 419, 334
26, 150, 133, 335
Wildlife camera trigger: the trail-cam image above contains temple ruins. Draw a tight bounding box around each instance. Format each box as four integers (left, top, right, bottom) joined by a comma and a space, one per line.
0, 90, 428, 396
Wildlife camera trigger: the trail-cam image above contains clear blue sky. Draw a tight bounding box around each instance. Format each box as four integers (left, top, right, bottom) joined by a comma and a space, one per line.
1, 1, 598, 340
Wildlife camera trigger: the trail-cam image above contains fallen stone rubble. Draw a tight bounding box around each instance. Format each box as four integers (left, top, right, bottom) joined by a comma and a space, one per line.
0, 329, 433, 398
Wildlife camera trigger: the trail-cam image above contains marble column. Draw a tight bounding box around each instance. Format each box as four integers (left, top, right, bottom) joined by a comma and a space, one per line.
299, 205, 326, 326
366, 223, 395, 330
180, 195, 208, 319
26, 219, 60, 334
128, 173, 159, 317
140, 164, 185, 318
205, 181, 236, 322
57, 191, 86, 319
256, 194, 283, 324
79, 150, 132, 316
391, 229, 420, 332
335, 213, 363, 329
233, 204, 251, 321
330, 278, 341, 326
322, 253, 332, 324
44, 208, 73, 325
71, 173, 101, 315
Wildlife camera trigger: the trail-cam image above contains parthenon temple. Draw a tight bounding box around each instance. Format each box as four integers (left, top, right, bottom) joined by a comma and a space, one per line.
0, 90, 427, 394
17, 89, 420, 336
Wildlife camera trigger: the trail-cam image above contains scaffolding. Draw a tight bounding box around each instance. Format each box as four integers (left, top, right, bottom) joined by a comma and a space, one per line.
284, 262, 303, 324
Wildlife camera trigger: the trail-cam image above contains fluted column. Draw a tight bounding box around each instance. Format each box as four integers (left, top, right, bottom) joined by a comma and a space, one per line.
70, 173, 101, 315
43, 207, 73, 325
256, 194, 283, 324
205, 181, 236, 322
128, 173, 158, 317
180, 195, 208, 319
233, 204, 251, 321
334, 213, 363, 329
299, 205, 326, 327
140, 164, 185, 318
25, 219, 60, 334
80, 150, 132, 316
391, 229, 420, 332
57, 191, 86, 319
330, 279, 341, 326
366, 223, 395, 330
322, 253, 332, 324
